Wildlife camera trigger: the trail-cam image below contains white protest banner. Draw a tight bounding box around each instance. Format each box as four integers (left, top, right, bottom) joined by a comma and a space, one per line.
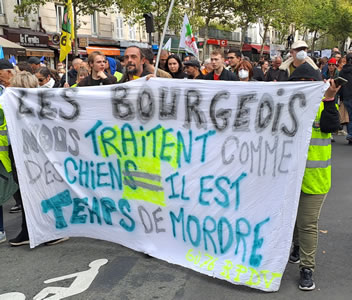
2, 79, 325, 292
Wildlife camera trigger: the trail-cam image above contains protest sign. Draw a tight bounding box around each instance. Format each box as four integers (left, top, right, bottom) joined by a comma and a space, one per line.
2, 79, 325, 291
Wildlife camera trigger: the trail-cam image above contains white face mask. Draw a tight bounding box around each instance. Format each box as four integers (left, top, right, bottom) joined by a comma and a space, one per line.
296, 50, 307, 61
58, 73, 64, 78
238, 69, 249, 79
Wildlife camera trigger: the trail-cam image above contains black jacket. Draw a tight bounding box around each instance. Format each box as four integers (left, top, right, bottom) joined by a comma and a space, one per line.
338, 64, 352, 101
60, 68, 78, 87
253, 67, 265, 81
265, 67, 281, 82
77, 73, 117, 86
204, 68, 238, 81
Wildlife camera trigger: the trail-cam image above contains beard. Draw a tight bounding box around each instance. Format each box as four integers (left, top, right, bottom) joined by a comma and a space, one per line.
126, 63, 138, 75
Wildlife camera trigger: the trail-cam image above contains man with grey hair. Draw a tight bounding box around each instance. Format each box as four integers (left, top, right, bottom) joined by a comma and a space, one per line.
60, 57, 83, 87
265, 56, 282, 81
201, 58, 213, 75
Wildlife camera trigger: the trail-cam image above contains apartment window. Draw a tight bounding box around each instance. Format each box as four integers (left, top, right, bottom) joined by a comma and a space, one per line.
116, 17, 124, 39
16, 0, 24, 17
91, 12, 98, 35
128, 22, 136, 40
56, 5, 64, 32
0, 0, 4, 15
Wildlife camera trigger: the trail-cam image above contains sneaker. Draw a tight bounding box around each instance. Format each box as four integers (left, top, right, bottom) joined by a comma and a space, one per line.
9, 231, 29, 247
299, 268, 315, 291
44, 237, 69, 246
9, 204, 22, 213
289, 245, 300, 264
0, 231, 6, 244
338, 130, 347, 136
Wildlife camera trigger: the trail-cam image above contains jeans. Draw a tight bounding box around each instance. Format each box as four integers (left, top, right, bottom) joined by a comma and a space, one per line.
293, 192, 327, 271
343, 100, 352, 138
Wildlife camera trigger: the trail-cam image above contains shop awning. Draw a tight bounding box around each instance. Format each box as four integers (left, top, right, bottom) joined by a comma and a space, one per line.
242, 44, 270, 53
0, 37, 26, 56
26, 47, 55, 57
86, 46, 120, 56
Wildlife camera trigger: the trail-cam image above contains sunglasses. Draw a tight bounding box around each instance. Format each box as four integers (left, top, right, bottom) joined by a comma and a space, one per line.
37, 78, 45, 82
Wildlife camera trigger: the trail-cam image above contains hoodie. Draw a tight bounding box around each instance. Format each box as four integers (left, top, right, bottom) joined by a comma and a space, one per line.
289, 63, 339, 133
338, 64, 352, 101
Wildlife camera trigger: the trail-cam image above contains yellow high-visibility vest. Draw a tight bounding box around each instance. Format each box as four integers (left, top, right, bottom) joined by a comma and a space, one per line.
302, 102, 331, 194
0, 104, 12, 173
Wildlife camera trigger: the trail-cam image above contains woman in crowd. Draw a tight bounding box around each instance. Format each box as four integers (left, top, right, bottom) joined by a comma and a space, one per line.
71, 67, 89, 87
338, 56, 347, 72
8, 71, 68, 246
236, 60, 254, 82
35, 67, 60, 88
165, 54, 186, 79
261, 60, 269, 77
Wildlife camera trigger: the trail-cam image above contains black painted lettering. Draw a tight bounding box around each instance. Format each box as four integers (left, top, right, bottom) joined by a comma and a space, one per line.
38, 91, 57, 120
60, 89, 80, 121
210, 91, 232, 131
137, 87, 155, 121
111, 86, 135, 120
281, 93, 306, 137
184, 89, 207, 129
233, 93, 258, 131
159, 87, 179, 120
255, 94, 274, 133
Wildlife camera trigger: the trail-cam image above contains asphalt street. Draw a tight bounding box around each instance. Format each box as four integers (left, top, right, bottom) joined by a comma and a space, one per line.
0, 135, 351, 300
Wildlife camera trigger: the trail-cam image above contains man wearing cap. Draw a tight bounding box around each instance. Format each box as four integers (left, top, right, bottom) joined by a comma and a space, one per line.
322, 58, 339, 80
0, 60, 16, 91
277, 40, 320, 81
184, 59, 204, 79
27, 57, 41, 73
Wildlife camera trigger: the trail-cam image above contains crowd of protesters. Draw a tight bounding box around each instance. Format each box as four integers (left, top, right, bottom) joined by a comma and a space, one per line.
0, 40, 350, 292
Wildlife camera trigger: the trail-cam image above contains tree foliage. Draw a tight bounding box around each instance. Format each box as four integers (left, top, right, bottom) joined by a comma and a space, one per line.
14, 0, 119, 55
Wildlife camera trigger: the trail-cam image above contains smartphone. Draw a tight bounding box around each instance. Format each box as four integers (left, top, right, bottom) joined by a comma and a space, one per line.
334, 77, 348, 87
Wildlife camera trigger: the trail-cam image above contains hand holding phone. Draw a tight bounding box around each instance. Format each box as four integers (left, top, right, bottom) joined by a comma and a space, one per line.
334, 77, 348, 87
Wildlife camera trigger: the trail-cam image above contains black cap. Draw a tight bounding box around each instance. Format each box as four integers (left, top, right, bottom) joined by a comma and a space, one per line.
27, 56, 41, 65
288, 62, 322, 81
0, 59, 14, 70
183, 60, 201, 69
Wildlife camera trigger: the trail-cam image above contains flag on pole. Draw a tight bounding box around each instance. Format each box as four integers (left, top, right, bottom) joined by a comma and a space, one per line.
59, 0, 74, 62
179, 14, 198, 58
163, 38, 172, 52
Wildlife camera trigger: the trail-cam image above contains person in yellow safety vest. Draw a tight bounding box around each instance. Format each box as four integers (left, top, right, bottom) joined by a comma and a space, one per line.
0, 103, 19, 243
287, 62, 340, 291
105, 57, 123, 82
71, 67, 89, 88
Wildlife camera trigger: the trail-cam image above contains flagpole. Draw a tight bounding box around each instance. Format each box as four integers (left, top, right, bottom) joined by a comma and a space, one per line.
154, 0, 176, 77
65, 55, 68, 85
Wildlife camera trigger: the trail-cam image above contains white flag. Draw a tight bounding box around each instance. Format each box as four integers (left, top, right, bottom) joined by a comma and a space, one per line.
179, 14, 198, 57
163, 38, 172, 52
